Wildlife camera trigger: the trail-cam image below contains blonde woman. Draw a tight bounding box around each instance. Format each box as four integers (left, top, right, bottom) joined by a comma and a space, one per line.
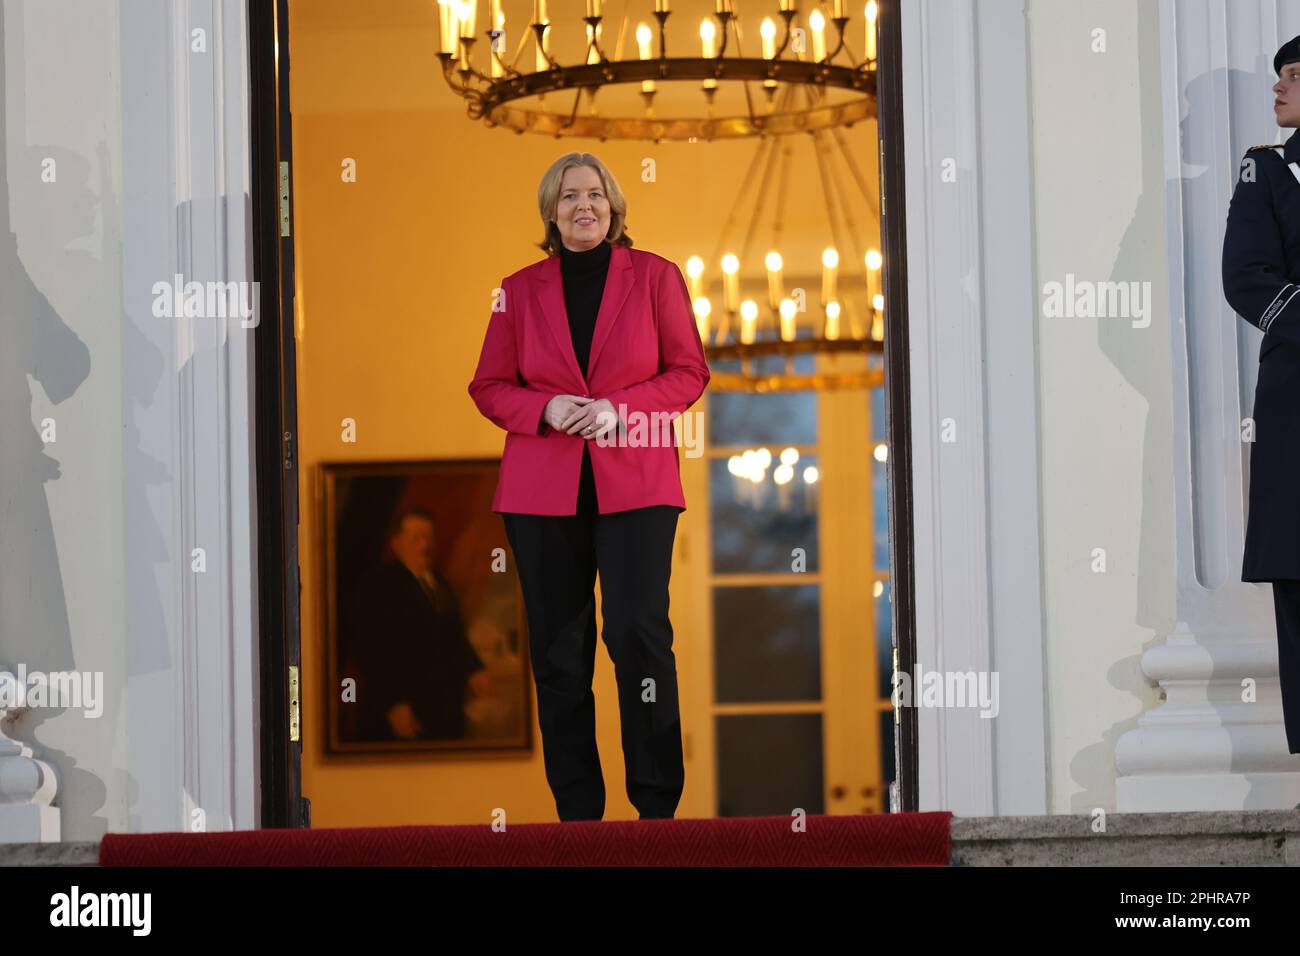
468, 153, 710, 820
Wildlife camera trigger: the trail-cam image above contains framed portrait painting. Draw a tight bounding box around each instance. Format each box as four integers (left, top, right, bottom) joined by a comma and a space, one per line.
319, 458, 531, 755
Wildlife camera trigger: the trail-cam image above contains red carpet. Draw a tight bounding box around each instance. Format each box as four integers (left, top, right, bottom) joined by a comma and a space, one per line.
99, 812, 952, 866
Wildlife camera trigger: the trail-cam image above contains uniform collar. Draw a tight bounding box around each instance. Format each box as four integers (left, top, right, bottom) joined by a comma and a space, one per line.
1286, 129, 1300, 163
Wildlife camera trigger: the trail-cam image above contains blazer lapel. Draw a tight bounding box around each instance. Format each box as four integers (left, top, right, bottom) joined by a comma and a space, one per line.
586, 244, 634, 382
534, 243, 635, 389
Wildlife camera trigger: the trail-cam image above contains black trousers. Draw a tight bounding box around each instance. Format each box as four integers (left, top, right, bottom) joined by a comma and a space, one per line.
503, 444, 684, 820
1272, 580, 1300, 754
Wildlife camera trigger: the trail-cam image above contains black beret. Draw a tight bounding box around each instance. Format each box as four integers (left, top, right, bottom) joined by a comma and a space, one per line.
1276, 35, 1300, 75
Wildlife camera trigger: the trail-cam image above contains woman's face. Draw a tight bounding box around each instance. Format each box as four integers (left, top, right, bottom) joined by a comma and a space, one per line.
554, 165, 611, 252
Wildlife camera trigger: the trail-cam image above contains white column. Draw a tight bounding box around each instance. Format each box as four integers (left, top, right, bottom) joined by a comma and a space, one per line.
0, 0, 259, 841
901, 0, 1048, 816
1115, 0, 1300, 810
117, 0, 261, 832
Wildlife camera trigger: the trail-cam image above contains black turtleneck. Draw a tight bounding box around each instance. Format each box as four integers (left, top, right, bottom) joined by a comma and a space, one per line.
558, 239, 612, 380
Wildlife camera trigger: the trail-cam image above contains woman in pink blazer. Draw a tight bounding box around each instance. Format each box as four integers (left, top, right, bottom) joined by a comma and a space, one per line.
468, 153, 709, 821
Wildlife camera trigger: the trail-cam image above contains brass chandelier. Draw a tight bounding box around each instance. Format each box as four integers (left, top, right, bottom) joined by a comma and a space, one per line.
435, 0, 878, 142
679, 121, 885, 393
436, 0, 885, 392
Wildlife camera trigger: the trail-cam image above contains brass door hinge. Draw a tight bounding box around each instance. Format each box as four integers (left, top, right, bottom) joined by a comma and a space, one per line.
289, 664, 300, 742
279, 161, 292, 237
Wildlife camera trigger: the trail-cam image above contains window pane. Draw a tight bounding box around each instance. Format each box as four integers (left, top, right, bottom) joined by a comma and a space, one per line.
708, 355, 817, 445
872, 456, 889, 571
714, 585, 821, 702
876, 577, 893, 698
711, 455, 820, 574
717, 713, 824, 817
871, 382, 887, 442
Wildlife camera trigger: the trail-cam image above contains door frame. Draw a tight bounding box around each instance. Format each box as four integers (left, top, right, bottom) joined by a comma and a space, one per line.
244, 0, 921, 822
891, 0, 1049, 815
249, 0, 305, 828
876, 0, 919, 812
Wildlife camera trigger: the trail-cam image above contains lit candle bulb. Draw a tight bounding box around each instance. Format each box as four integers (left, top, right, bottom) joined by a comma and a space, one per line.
721, 254, 740, 312
700, 18, 717, 57
866, 1, 877, 61
821, 247, 838, 306
803, 465, 819, 513
774, 461, 793, 513
437, 0, 457, 55
700, 19, 718, 93
693, 296, 712, 342
810, 9, 826, 61
634, 23, 655, 94
825, 300, 841, 340
765, 251, 783, 309
761, 18, 777, 59
865, 248, 882, 301
869, 292, 885, 338
740, 456, 763, 496
685, 255, 704, 300
740, 300, 758, 344
490, 7, 505, 77
458, 0, 477, 39
780, 298, 797, 341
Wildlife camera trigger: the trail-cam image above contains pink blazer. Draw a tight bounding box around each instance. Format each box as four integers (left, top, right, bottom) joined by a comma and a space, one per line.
468, 243, 711, 515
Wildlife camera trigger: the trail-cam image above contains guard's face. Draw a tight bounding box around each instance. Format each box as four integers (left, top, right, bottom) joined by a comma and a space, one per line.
554, 165, 611, 253
1274, 63, 1300, 128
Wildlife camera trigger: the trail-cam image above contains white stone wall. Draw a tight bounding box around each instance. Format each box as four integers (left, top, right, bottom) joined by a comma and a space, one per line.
904, 0, 1300, 815
1027, 0, 1174, 813
0, 0, 260, 840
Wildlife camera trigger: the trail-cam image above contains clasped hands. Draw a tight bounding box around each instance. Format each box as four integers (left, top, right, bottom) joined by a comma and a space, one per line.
543, 394, 621, 439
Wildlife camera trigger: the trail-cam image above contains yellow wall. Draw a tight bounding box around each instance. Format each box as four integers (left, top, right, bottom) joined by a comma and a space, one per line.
288, 0, 877, 826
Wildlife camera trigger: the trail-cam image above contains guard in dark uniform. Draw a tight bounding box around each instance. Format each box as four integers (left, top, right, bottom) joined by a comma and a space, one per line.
1221, 34, 1300, 754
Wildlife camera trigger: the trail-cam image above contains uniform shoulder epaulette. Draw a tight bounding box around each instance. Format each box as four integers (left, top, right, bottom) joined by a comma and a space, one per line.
1247, 143, 1285, 152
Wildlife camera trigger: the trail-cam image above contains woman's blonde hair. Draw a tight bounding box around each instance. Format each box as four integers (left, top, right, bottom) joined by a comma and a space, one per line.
536, 153, 634, 257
